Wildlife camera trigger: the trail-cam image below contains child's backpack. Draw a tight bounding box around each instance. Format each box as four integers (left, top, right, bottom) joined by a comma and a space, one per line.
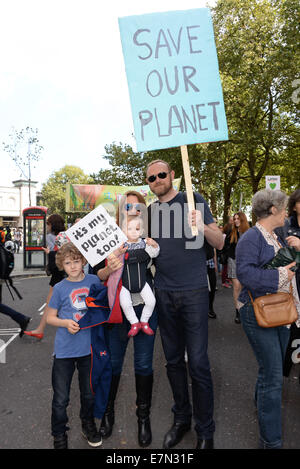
0, 243, 22, 300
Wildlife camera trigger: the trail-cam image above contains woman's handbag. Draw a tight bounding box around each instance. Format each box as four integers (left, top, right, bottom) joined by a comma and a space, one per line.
248, 284, 298, 328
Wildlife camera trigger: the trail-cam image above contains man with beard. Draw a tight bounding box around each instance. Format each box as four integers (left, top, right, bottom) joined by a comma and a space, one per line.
146, 159, 223, 450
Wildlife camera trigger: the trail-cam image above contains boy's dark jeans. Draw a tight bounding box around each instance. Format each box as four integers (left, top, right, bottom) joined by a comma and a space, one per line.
51, 354, 94, 437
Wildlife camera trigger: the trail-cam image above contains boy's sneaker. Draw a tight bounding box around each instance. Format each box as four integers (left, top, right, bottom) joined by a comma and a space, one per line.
82, 420, 102, 447
53, 433, 68, 449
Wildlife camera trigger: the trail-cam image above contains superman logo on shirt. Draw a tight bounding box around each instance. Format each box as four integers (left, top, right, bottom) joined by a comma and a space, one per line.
70, 287, 89, 322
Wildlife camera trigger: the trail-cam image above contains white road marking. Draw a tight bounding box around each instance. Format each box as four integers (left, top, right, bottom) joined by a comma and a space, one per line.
0, 329, 20, 335
0, 331, 19, 360
38, 302, 47, 315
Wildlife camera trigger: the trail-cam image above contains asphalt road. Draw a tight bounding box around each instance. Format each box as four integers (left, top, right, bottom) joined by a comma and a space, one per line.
1, 275, 300, 450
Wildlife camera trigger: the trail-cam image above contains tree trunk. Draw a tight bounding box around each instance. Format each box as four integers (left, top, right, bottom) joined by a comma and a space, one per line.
223, 183, 232, 224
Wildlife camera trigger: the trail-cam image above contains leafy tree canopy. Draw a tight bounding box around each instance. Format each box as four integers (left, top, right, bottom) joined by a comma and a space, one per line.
41, 165, 92, 218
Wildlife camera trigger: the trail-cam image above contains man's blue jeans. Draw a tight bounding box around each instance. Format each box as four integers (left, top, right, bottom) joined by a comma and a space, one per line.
104, 304, 158, 377
155, 287, 215, 439
240, 302, 290, 448
51, 355, 94, 436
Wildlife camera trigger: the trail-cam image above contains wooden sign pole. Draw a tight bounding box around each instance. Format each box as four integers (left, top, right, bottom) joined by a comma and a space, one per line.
180, 145, 198, 236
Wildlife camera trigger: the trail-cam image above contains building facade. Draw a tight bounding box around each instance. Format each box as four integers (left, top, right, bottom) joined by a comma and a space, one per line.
0, 180, 38, 228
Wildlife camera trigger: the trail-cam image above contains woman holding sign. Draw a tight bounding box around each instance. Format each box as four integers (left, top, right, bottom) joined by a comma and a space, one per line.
94, 191, 157, 448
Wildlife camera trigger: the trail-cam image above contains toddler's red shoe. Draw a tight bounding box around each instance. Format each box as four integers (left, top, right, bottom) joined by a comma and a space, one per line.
128, 323, 141, 337
140, 322, 154, 336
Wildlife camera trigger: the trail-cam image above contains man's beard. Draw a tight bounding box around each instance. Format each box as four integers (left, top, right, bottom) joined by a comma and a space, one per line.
152, 178, 173, 198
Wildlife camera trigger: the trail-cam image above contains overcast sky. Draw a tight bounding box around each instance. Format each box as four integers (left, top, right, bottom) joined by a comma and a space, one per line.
0, 0, 214, 190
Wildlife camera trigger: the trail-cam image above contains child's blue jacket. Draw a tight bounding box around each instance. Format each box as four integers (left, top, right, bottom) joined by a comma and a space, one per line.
78, 283, 112, 419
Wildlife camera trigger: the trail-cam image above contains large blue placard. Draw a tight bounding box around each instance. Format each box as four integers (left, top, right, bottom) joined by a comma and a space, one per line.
119, 8, 228, 152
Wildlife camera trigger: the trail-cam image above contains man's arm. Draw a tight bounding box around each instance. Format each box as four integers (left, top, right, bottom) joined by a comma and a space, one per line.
204, 222, 224, 250
189, 209, 224, 250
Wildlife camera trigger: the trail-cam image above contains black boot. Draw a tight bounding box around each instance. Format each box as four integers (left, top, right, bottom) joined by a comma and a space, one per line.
53, 433, 68, 449
100, 374, 121, 438
135, 373, 153, 447
196, 438, 214, 449
19, 316, 31, 338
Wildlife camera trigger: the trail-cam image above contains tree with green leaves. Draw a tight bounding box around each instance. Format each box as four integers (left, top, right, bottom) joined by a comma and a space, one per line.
41, 165, 92, 219
212, 0, 299, 213
92, 0, 299, 223
91, 141, 185, 187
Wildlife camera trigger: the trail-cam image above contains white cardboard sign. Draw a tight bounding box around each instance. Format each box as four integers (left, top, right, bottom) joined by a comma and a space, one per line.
66, 205, 127, 267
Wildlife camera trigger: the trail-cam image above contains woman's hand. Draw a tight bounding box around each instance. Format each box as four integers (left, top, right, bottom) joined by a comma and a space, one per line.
42, 246, 50, 254
284, 261, 296, 281
107, 253, 123, 272
286, 236, 300, 251
112, 243, 128, 258
97, 246, 126, 281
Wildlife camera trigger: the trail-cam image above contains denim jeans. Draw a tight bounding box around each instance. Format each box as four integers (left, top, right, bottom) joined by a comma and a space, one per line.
104, 304, 158, 377
0, 302, 28, 326
155, 288, 215, 439
51, 354, 94, 436
239, 302, 290, 448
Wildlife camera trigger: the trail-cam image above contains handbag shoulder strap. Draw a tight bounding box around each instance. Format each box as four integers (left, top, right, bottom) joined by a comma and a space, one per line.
248, 282, 293, 304
248, 290, 254, 305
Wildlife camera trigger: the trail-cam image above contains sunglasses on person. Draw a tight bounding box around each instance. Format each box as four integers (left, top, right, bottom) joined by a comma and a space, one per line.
125, 203, 142, 212
147, 171, 170, 183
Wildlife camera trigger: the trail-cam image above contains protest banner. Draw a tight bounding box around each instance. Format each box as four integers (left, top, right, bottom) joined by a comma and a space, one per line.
65, 178, 182, 214
266, 175, 280, 191
118, 8, 228, 151
119, 8, 228, 235
65, 205, 127, 267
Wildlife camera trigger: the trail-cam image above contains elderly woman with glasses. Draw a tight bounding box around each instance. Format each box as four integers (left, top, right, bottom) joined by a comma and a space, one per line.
93, 190, 157, 448
236, 189, 299, 449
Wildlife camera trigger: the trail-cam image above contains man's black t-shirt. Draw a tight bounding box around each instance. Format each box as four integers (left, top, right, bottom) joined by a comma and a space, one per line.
148, 192, 214, 291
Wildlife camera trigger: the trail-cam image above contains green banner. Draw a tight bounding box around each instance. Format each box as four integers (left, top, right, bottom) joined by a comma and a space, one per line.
66, 179, 181, 214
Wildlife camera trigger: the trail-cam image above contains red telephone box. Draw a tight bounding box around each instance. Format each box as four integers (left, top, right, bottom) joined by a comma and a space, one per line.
23, 206, 47, 269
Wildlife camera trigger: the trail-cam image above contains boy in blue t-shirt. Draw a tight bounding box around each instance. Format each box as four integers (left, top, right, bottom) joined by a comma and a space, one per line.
46, 242, 103, 449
